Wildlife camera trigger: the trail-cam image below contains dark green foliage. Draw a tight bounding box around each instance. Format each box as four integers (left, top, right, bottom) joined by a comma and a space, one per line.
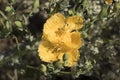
0, 0, 120, 80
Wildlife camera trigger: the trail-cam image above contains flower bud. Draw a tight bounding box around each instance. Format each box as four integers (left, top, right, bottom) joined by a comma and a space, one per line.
63, 53, 68, 62
54, 61, 63, 69
40, 64, 47, 73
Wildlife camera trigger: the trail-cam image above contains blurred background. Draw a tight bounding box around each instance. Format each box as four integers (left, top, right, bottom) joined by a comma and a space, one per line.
0, 0, 120, 80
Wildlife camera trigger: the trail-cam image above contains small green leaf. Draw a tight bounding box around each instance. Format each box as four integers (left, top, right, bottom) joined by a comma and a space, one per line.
5, 6, 12, 12
68, 10, 74, 15
54, 61, 63, 69
5, 21, 11, 30
113, 1, 120, 12
40, 64, 47, 73
81, 31, 88, 38
63, 53, 68, 61
15, 21, 22, 27
53, 69, 60, 73
33, 0, 39, 10
8, 0, 16, 3
98, 5, 109, 18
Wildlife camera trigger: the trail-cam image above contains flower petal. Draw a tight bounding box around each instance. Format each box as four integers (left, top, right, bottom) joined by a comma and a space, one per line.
38, 41, 58, 62
65, 16, 83, 32
105, 0, 113, 5
43, 13, 65, 43
61, 32, 83, 49
59, 50, 80, 67
38, 13, 83, 67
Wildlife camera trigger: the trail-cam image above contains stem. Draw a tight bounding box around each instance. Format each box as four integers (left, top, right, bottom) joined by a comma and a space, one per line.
26, 65, 39, 70
14, 36, 20, 54
0, 10, 7, 20
13, 36, 22, 61
7, 72, 14, 80
59, 71, 71, 74
14, 69, 18, 80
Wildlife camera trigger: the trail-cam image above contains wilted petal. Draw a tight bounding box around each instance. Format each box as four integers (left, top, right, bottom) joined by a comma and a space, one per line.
105, 0, 113, 5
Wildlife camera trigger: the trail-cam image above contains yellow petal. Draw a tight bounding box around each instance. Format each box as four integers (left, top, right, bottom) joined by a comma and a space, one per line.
43, 13, 65, 43
38, 41, 58, 62
65, 15, 83, 32
58, 50, 80, 67
38, 40, 80, 67
70, 32, 83, 49
61, 32, 83, 49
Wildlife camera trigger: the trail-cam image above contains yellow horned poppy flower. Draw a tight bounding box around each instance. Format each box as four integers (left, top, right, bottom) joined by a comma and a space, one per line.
38, 13, 83, 67
38, 40, 80, 67
105, 0, 113, 5
43, 13, 83, 45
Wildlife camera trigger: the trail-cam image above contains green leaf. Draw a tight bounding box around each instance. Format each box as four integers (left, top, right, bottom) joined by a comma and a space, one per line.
15, 21, 22, 27
15, 21, 23, 31
113, 1, 120, 12
40, 64, 47, 73
98, 5, 109, 18
54, 61, 63, 69
81, 31, 88, 38
5, 21, 11, 30
8, 0, 16, 3
63, 53, 68, 61
5, 6, 12, 12
33, 0, 39, 10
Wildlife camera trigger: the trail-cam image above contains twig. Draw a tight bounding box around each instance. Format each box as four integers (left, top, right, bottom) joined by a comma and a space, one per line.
14, 69, 18, 80
26, 65, 39, 70
7, 72, 14, 80
0, 10, 7, 20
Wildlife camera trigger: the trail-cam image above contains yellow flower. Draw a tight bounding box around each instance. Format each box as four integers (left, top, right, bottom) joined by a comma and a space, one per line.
105, 0, 113, 5
43, 13, 83, 44
38, 13, 83, 67
38, 40, 80, 67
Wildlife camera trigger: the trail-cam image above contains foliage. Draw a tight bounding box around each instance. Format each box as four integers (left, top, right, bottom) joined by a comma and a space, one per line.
0, 0, 120, 80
